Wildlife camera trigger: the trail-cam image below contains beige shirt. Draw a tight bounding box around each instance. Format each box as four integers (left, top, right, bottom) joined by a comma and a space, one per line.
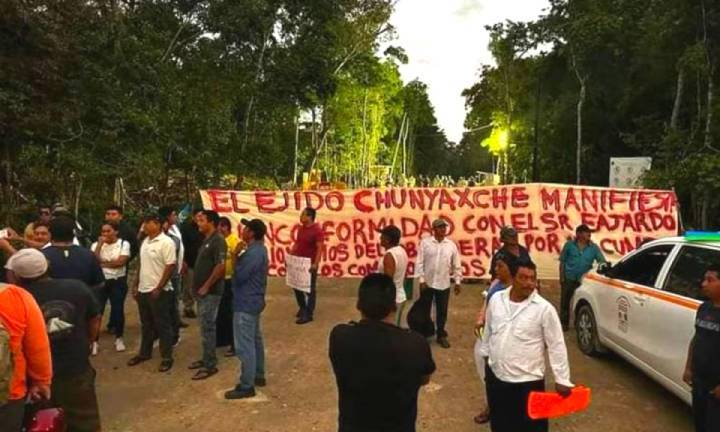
138, 233, 177, 293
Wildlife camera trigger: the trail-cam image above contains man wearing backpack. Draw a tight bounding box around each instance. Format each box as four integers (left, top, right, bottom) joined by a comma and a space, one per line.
0, 276, 53, 431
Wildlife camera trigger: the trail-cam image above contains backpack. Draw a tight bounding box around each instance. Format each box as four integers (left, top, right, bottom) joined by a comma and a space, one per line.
0, 283, 14, 406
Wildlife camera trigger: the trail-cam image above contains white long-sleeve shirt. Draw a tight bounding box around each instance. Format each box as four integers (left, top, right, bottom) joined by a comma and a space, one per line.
169, 224, 184, 271
478, 288, 573, 387
415, 236, 462, 289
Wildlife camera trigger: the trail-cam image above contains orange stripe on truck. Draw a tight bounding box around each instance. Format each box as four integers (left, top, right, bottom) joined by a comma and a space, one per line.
585, 273, 700, 311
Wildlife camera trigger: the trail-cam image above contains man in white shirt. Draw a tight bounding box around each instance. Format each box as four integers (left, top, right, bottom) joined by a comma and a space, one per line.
127, 214, 177, 373
415, 218, 462, 349
479, 260, 573, 432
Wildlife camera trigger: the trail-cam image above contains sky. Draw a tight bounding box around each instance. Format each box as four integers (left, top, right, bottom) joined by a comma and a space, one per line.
389, 0, 550, 143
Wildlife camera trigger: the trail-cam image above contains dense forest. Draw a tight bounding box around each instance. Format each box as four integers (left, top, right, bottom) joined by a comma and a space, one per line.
458, 0, 720, 228
1, 0, 719, 228
1, 0, 452, 225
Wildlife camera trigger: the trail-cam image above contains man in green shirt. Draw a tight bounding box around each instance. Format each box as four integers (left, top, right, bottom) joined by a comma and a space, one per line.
559, 224, 606, 331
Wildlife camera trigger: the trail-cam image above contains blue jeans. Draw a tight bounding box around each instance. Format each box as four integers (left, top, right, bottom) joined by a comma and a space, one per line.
198, 294, 222, 369
233, 311, 265, 390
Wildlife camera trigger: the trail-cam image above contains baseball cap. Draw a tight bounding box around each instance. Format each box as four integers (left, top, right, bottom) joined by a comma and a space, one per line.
500, 226, 518, 239
431, 218, 449, 229
241, 218, 267, 239
377, 225, 402, 244
576, 224, 593, 233
141, 213, 163, 224
5, 248, 49, 279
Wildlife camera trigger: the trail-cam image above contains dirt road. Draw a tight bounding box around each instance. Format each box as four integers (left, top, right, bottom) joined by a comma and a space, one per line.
95, 278, 693, 432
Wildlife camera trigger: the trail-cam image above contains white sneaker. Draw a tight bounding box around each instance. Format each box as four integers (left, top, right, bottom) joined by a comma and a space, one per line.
91, 342, 99, 356
115, 338, 126, 352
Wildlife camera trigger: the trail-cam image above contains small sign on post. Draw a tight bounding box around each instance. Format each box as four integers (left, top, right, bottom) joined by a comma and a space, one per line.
286, 254, 312, 293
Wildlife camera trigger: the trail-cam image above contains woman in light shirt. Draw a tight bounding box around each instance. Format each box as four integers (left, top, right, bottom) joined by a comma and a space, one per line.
92, 222, 130, 353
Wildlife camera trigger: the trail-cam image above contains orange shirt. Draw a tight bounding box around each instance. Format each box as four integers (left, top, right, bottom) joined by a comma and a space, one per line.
0, 283, 52, 400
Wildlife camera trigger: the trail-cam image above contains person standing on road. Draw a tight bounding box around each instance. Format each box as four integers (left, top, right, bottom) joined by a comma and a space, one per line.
683, 264, 720, 432
127, 214, 177, 373
291, 207, 324, 325
329, 273, 436, 432
489, 226, 530, 280
377, 225, 409, 326
559, 224, 606, 331
91, 222, 131, 353
225, 218, 269, 400
479, 260, 573, 432
9, 249, 103, 432
415, 218, 462, 349
188, 210, 226, 380
0, 279, 52, 431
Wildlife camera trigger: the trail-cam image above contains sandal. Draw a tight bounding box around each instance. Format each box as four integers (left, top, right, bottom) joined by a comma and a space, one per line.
191, 367, 219, 380
188, 360, 205, 370
127, 356, 151, 367
158, 359, 174, 372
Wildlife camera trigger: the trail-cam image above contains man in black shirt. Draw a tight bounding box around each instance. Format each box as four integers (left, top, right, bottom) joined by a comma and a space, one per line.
43, 215, 105, 291
7, 248, 102, 432
329, 273, 436, 432
684, 264, 720, 432
105, 205, 139, 260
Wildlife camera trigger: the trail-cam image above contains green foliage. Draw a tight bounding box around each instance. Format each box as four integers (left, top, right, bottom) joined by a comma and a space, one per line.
0, 0, 451, 228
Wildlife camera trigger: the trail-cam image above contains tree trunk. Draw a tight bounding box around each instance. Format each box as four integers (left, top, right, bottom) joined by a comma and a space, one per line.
670, 67, 685, 130
576, 77, 586, 185
242, 26, 273, 152
704, 73, 715, 150
293, 114, 299, 186
360, 91, 368, 187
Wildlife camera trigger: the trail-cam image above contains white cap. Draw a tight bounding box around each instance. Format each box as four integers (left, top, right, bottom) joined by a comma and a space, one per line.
5, 248, 49, 279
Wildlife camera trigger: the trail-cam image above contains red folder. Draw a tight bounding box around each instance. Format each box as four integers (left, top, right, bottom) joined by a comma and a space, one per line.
528, 386, 591, 419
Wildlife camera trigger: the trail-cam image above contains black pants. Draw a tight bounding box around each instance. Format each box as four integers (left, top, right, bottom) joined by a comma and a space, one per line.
693, 382, 720, 432
560, 280, 581, 328
51, 367, 101, 432
294, 270, 318, 319
138, 290, 173, 360
169, 275, 181, 341
427, 287, 450, 339
216, 279, 234, 348
0, 399, 24, 432
486, 365, 548, 432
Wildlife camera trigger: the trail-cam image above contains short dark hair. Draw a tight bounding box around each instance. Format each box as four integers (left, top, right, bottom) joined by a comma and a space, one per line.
514, 259, 537, 277
494, 251, 518, 276
303, 207, 317, 221
38, 205, 51, 211
218, 217, 232, 230
105, 204, 123, 214
707, 264, 720, 277
158, 206, 175, 223
357, 273, 397, 320
49, 215, 75, 242
101, 221, 119, 232
200, 210, 220, 227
